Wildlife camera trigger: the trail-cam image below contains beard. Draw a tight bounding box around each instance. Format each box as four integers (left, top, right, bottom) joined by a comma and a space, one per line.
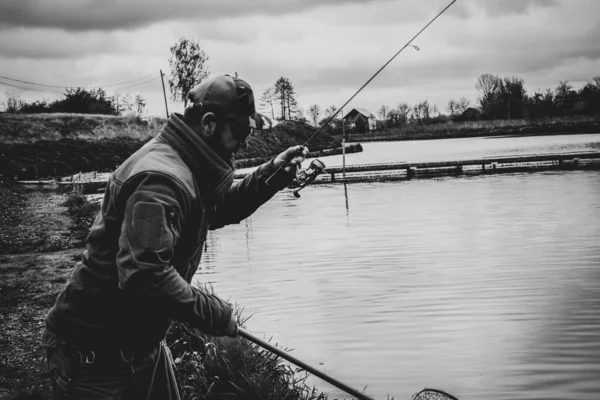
206, 133, 234, 167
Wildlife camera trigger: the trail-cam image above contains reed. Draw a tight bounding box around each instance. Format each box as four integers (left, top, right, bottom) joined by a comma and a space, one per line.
167, 306, 329, 400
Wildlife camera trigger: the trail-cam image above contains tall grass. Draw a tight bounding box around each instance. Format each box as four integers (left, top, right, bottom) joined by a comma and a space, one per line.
167, 305, 329, 400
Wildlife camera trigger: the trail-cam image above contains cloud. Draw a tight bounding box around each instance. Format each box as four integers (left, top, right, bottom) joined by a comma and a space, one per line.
451, 0, 561, 20
0, 0, 386, 32
0, 27, 126, 59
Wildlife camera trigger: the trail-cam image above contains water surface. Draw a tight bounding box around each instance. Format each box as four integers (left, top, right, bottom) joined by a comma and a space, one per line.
198, 135, 600, 400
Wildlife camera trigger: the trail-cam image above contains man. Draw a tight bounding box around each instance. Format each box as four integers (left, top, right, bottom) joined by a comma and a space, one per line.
42, 74, 308, 399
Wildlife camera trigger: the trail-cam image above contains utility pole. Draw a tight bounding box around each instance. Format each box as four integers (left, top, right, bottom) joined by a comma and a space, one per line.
341, 108, 346, 180
160, 70, 169, 118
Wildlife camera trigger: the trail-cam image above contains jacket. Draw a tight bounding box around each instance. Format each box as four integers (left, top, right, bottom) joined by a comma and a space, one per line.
44, 113, 289, 349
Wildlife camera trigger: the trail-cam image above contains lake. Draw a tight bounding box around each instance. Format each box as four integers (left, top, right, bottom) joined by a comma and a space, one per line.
196, 133, 600, 400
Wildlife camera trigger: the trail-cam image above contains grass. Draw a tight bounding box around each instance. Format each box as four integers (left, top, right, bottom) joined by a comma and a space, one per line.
350, 114, 600, 141
167, 304, 330, 400
0, 112, 166, 144
0, 116, 343, 180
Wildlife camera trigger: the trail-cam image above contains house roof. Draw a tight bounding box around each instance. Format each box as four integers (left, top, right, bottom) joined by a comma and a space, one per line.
344, 107, 376, 120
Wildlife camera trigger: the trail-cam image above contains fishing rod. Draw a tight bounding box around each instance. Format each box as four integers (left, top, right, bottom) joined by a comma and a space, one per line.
239, 328, 460, 400
239, 328, 375, 400
266, 0, 458, 187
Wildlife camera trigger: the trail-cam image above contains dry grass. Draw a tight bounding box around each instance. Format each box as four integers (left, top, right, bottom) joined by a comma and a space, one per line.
405, 115, 600, 133
0, 113, 166, 144
350, 115, 600, 142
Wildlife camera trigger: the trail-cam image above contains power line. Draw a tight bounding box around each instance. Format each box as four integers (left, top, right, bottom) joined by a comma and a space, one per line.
0, 79, 50, 92
95, 73, 158, 88
0, 72, 158, 90
114, 76, 160, 91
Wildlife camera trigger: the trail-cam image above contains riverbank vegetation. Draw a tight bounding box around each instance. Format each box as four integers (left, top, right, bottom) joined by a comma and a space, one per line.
0, 187, 333, 400
348, 115, 600, 142
0, 113, 342, 181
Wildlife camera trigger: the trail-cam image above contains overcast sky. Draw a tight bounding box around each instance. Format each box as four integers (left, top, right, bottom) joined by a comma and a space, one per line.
1, 0, 599, 118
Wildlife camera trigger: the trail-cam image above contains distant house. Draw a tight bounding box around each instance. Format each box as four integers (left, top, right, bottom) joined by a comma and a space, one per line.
460, 107, 481, 121
343, 108, 377, 132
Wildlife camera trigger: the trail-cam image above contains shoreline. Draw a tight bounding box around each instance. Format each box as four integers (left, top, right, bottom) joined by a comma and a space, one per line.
346, 123, 600, 143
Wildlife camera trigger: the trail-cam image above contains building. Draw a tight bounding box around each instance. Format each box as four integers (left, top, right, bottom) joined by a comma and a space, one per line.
343, 108, 377, 132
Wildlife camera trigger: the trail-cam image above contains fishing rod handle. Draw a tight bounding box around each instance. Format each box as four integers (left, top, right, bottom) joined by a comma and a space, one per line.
265, 164, 292, 187
238, 328, 375, 400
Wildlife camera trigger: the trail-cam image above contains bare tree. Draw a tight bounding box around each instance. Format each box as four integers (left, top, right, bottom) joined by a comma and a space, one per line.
324, 104, 338, 118
446, 99, 458, 116
378, 105, 390, 119
259, 87, 276, 120
456, 97, 470, 114
412, 104, 423, 123
308, 104, 321, 126
476, 73, 500, 110
397, 102, 410, 123
135, 95, 147, 115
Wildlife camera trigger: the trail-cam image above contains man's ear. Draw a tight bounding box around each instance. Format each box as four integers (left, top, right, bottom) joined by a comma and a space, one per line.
200, 112, 218, 139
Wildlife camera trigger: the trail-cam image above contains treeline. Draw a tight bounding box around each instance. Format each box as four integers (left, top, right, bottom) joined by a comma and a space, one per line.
375, 74, 600, 129
1, 87, 147, 115
475, 74, 600, 120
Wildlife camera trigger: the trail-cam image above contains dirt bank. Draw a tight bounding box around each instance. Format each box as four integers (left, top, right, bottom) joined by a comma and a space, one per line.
0, 184, 84, 399
0, 115, 342, 181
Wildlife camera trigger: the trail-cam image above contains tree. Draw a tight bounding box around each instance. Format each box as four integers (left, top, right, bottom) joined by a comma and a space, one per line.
499, 76, 526, 120
135, 95, 147, 115
1, 92, 23, 113
446, 99, 458, 116
273, 77, 298, 120
55, 87, 116, 114
259, 88, 276, 120
308, 104, 321, 126
168, 37, 210, 106
119, 93, 135, 114
324, 104, 338, 119
397, 102, 410, 124
378, 105, 390, 119
388, 109, 401, 125
554, 80, 577, 116
456, 97, 470, 114
475, 73, 501, 118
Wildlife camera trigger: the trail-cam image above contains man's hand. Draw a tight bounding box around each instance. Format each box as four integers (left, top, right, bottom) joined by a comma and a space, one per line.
273, 145, 309, 175
224, 314, 238, 338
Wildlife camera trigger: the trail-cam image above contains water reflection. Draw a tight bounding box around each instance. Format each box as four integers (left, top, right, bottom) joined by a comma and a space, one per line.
199, 137, 600, 400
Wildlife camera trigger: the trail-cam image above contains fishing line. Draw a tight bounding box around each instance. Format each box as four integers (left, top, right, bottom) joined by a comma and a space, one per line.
266, 0, 458, 186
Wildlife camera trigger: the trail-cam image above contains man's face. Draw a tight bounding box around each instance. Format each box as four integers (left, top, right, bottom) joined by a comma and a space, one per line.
208, 117, 252, 164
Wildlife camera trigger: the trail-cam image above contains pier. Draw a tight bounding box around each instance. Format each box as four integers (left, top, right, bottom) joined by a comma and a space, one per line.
20, 151, 600, 194
234, 151, 600, 184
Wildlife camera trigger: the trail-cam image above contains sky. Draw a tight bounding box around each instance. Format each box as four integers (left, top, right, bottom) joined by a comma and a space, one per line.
1, 0, 599, 119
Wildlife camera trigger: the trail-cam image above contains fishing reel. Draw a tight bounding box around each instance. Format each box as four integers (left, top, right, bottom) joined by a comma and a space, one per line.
292, 159, 326, 198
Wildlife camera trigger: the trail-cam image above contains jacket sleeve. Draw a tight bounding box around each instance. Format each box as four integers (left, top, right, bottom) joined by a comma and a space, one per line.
116, 173, 231, 335
210, 159, 295, 230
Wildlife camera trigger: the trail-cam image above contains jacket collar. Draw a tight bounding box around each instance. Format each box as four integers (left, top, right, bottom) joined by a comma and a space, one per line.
158, 113, 233, 199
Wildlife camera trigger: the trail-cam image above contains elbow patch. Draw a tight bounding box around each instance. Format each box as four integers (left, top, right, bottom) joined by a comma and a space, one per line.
132, 202, 171, 251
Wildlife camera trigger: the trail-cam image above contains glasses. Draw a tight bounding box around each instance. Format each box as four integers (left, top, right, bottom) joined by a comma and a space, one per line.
221, 117, 254, 142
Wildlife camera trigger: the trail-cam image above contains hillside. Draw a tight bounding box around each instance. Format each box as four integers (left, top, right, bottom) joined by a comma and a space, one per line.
0, 113, 341, 180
